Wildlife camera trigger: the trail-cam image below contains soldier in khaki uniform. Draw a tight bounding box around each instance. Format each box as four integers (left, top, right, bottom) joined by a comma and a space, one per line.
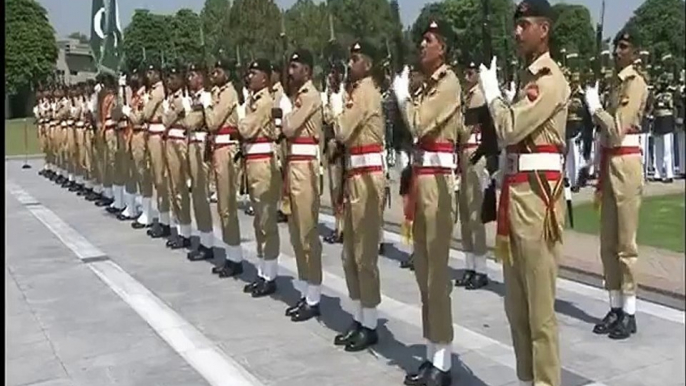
162, 65, 193, 249
206, 59, 245, 278
55, 86, 72, 187
115, 73, 141, 221
323, 63, 346, 245
584, 29, 649, 341
123, 68, 154, 227
95, 75, 118, 208
393, 21, 459, 386
69, 85, 86, 193
104, 76, 129, 215
144, 64, 173, 239
78, 82, 96, 198
480, 1, 569, 385
279, 49, 324, 322
183, 63, 215, 261
271, 64, 291, 224
327, 41, 385, 351
64, 86, 80, 191
239, 59, 281, 298
86, 80, 106, 203
455, 60, 490, 290
36, 89, 51, 177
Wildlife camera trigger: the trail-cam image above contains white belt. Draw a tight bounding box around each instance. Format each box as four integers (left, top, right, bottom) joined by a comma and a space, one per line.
505, 153, 563, 174
245, 142, 274, 155
347, 152, 384, 170
189, 132, 207, 142
104, 119, 115, 127
148, 123, 166, 133
414, 151, 457, 169
167, 128, 186, 139
467, 133, 481, 145
215, 134, 238, 145
66, 120, 75, 125
620, 134, 641, 147
60, 121, 67, 127
75, 122, 85, 128
290, 143, 318, 157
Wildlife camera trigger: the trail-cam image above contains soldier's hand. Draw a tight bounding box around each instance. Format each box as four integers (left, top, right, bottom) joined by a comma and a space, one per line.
122, 105, 132, 117
584, 82, 602, 115
279, 94, 293, 116
237, 103, 246, 120
200, 92, 212, 109
181, 96, 192, 113
392, 66, 410, 105
478, 57, 502, 104
330, 92, 344, 117
162, 99, 170, 113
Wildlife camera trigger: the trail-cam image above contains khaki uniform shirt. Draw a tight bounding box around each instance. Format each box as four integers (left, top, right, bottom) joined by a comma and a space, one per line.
162, 89, 185, 129
128, 87, 147, 129
283, 80, 323, 144
333, 76, 384, 149
183, 89, 210, 133
143, 81, 165, 124
205, 82, 239, 134
238, 87, 275, 140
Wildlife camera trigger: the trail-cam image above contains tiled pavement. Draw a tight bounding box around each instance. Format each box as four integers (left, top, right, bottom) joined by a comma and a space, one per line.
5, 159, 685, 386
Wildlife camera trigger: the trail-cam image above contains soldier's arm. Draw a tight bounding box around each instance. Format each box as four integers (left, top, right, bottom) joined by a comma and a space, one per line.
333, 88, 369, 144
162, 98, 181, 127
413, 79, 461, 139
282, 93, 322, 138
128, 103, 145, 126
490, 74, 566, 146
205, 88, 236, 133
238, 97, 271, 140
594, 76, 648, 143
142, 88, 163, 121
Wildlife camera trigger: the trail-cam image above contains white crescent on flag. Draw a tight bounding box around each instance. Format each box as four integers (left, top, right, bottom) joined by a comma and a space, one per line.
94, 8, 105, 39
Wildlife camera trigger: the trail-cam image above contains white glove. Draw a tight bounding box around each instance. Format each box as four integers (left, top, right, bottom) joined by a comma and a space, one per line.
200, 92, 212, 108
492, 170, 503, 190
479, 57, 502, 104
143, 93, 150, 104
320, 92, 328, 107
242, 88, 250, 104
392, 65, 410, 105
181, 96, 192, 113
504, 81, 517, 102
237, 103, 246, 120
70, 107, 76, 115
94, 83, 102, 93
162, 99, 170, 113
279, 94, 293, 116
584, 82, 602, 115
330, 91, 344, 116
480, 168, 492, 192
118, 75, 127, 87
122, 105, 132, 117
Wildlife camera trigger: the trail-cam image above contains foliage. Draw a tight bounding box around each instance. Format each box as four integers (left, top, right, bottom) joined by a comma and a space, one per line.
122, 10, 173, 70
200, 0, 232, 59
228, 0, 282, 61
550, 3, 595, 62
68, 32, 90, 44
5, 0, 59, 93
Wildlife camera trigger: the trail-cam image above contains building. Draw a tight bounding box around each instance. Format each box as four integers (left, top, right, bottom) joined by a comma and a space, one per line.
55, 38, 98, 84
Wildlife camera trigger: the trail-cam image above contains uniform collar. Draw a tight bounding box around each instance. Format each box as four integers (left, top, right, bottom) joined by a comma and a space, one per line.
430, 64, 449, 82
527, 51, 553, 75
468, 84, 479, 95
296, 79, 314, 95
618, 64, 637, 81
153, 81, 163, 89
352, 76, 374, 90
271, 81, 283, 94
253, 86, 269, 100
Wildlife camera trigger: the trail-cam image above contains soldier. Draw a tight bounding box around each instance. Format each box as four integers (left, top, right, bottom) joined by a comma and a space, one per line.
584, 28, 649, 340
183, 63, 215, 261
64, 86, 80, 191
565, 68, 591, 192
35, 89, 50, 177
271, 63, 291, 224
454, 60, 490, 290
87, 79, 108, 203
652, 62, 676, 183
238, 59, 281, 297
123, 67, 155, 228
103, 75, 129, 215
162, 64, 193, 249
393, 20, 460, 385
55, 85, 72, 187
144, 63, 173, 239
206, 58, 245, 277
279, 49, 324, 322
323, 62, 346, 245
70, 85, 86, 194
96, 75, 119, 210
78, 82, 96, 198
326, 41, 385, 350
481, 0, 569, 384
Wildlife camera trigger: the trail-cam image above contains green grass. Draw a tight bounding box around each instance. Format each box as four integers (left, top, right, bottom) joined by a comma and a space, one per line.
5, 118, 40, 156
571, 194, 685, 253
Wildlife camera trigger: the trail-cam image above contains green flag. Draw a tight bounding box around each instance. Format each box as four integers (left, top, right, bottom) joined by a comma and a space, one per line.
99, 0, 124, 75
89, 0, 106, 64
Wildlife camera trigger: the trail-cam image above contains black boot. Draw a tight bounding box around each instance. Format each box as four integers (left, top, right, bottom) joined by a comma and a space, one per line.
404, 361, 432, 386
609, 313, 637, 340
243, 277, 264, 293
466, 273, 489, 290
285, 298, 306, 317
148, 223, 171, 239
334, 322, 362, 346
187, 246, 214, 261
455, 270, 475, 287
95, 197, 113, 207
68, 183, 81, 192
423, 365, 452, 386
213, 261, 243, 278
344, 327, 378, 352
244, 206, 255, 216
251, 280, 276, 298
117, 211, 138, 221
106, 205, 123, 214
378, 243, 386, 255
85, 191, 101, 201
131, 220, 150, 230
593, 308, 623, 335
324, 230, 340, 244
166, 236, 191, 250
276, 210, 288, 223
291, 302, 320, 322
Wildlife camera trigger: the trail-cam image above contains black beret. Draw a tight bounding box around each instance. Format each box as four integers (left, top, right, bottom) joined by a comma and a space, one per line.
271, 62, 283, 73
465, 59, 480, 70
164, 63, 184, 76
145, 61, 162, 72
290, 49, 314, 69
423, 19, 453, 43
514, 0, 553, 20
187, 63, 206, 73
350, 40, 378, 62
613, 27, 641, 48
214, 58, 235, 72
249, 58, 272, 74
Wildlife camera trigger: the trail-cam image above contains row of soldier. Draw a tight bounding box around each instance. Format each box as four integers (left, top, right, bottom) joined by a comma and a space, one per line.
32, 0, 651, 384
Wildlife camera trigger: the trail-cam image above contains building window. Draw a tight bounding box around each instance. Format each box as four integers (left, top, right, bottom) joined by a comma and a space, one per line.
70, 71, 78, 76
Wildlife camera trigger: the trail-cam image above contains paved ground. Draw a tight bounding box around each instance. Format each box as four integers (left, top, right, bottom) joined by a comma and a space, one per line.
5, 159, 686, 386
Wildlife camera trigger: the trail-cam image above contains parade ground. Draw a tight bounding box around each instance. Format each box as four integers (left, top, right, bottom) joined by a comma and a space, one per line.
5, 156, 685, 386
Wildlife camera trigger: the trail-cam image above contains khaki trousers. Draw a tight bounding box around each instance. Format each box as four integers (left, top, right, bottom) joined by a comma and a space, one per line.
412, 173, 455, 344
103, 129, 117, 187
458, 151, 487, 255
600, 154, 642, 295
114, 131, 128, 187
67, 126, 77, 176
92, 131, 105, 186
82, 129, 93, 181
39, 125, 48, 164
286, 160, 323, 286
75, 127, 86, 178
213, 145, 241, 247
130, 131, 153, 197
328, 160, 345, 233
188, 141, 213, 233
342, 172, 384, 308
148, 134, 171, 220
279, 142, 292, 215
246, 157, 280, 260
503, 180, 563, 386
166, 138, 191, 227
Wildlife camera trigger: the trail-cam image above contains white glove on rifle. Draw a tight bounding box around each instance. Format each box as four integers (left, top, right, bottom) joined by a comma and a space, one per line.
118, 75, 127, 87
504, 81, 517, 103
143, 93, 150, 104
181, 96, 192, 113
200, 92, 212, 109
122, 105, 132, 117
162, 99, 170, 114
236, 103, 246, 120
320, 91, 328, 108
479, 57, 502, 105
94, 83, 102, 93
279, 94, 293, 116
392, 65, 410, 106
330, 91, 344, 117
242, 87, 250, 104
584, 81, 602, 115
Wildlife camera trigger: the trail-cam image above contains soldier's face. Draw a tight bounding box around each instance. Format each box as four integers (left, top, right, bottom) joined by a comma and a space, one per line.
188, 71, 203, 90
514, 17, 550, 57
419, 32, 445, 72
614, 41, 635, 69
248, 69, 268, 92
147, 70, 160, 84
464, 69, 478, 85
211, 68, 228, 86
288, 61, 308, 85
348, 53, 371, 82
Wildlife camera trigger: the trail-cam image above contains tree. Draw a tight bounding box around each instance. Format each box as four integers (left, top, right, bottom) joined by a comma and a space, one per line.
122, 9, 173, 70
285, 0, 329, 57
229, 0, 282, 60
169, 9, 203, 65
328, 0, 397, 48
5, 0, 59, 93
68, 32, 90, 44
200, 0, 232, 58
550, 3, 595, 61
624, 0, 685, 71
